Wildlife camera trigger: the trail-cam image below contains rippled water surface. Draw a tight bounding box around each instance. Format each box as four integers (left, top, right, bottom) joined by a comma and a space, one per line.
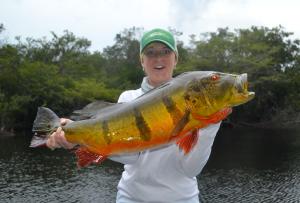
0, 126, 299, 202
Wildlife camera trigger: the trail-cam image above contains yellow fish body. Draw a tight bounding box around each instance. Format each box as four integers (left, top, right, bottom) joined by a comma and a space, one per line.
31, 71, 255, 167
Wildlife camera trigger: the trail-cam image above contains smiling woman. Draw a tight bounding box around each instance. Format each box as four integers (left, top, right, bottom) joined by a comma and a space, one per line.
140, 42, 177, 87
45, 28, 224, 203
140, 28, 178, 88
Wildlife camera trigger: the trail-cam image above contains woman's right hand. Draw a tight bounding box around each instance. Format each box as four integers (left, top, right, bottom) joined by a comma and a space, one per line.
46, 118, 76, 150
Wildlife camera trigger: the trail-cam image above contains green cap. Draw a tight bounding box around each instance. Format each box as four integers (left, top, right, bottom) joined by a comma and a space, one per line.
140, 28, 178, 54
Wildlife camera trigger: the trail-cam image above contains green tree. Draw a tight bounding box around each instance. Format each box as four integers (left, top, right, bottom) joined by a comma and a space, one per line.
0, 23, 5, 46
102, 27, 144, 89
187, 27, 235, 72
1, 25, 300, 132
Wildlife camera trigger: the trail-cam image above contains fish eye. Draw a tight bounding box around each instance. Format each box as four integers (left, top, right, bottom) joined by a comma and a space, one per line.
211, 74, 220, 81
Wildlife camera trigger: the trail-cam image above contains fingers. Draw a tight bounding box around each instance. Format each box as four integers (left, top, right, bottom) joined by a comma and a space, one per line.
46, 127, 62, 150
46, 131, 60, 150
46, 127, 76, 150
60, 118, 73, 126
57, 130, 76, 149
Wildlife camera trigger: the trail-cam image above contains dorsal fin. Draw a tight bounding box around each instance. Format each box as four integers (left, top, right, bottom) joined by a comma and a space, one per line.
70, 100, 121, 120
136, 81, 172, 99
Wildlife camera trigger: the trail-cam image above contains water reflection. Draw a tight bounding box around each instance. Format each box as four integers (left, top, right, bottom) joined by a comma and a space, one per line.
0, 136, 123, 202
199, 166, 300, 203
199, 126, 300, 202
0, 126, 299, 202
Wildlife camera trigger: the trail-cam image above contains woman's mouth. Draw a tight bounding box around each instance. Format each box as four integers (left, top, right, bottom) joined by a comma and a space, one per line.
154, 65, 165, 70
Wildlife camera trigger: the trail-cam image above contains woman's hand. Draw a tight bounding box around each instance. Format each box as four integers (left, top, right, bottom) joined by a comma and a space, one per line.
46, 118, 76, 150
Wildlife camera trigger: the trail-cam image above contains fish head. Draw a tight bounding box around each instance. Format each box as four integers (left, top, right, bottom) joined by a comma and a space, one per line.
183, 71, 255, 117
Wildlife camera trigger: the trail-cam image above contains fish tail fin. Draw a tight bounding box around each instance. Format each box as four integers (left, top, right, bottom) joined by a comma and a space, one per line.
30, 107, 61, 148
75, 147, 107, 168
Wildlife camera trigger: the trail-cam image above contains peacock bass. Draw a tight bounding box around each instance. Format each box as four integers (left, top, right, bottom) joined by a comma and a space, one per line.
30, 71, 255, 168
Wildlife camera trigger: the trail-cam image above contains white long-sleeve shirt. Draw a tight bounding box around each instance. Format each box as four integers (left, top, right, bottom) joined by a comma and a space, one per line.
111, 88, 221, 203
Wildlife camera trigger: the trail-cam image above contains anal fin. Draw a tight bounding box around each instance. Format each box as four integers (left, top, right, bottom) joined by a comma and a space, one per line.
176, 129, 198, 155
75, 147, 107, 168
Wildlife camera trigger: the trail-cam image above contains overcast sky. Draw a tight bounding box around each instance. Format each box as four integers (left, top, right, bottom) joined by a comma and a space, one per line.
1, 0, 299, 51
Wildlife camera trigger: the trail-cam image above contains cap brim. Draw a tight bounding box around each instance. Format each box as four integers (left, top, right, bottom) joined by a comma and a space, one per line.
142, 39, 176, 53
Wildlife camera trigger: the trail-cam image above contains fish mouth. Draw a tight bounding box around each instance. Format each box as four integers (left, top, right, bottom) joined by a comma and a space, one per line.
235, 73, 255, 102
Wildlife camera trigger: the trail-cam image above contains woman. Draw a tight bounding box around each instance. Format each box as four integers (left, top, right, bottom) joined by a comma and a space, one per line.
47, 28, 221, 203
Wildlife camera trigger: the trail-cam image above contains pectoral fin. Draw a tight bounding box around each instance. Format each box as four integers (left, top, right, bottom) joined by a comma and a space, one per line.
75, 147, 107, 168
176, 129, 198, 155
192, 108, 232, 124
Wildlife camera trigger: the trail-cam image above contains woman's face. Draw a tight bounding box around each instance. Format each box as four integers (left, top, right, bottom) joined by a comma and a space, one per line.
141, 42, 177, 87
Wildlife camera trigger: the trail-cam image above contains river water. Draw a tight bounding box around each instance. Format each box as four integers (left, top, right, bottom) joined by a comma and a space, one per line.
0, 126, 299, 203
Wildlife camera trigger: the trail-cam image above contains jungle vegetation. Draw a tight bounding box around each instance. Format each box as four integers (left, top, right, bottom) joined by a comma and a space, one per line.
0, 23, 299, 132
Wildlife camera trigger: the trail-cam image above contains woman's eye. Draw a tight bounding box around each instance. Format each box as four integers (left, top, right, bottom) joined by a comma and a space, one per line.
162, 49, 171, 55
145, 49, 155, 56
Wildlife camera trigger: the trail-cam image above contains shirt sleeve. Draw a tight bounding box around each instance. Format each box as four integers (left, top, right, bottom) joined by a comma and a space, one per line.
177, 122, 221, 178
108, 91, 140, 165
117, 91, 127, 103
109, 153, 140, 165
